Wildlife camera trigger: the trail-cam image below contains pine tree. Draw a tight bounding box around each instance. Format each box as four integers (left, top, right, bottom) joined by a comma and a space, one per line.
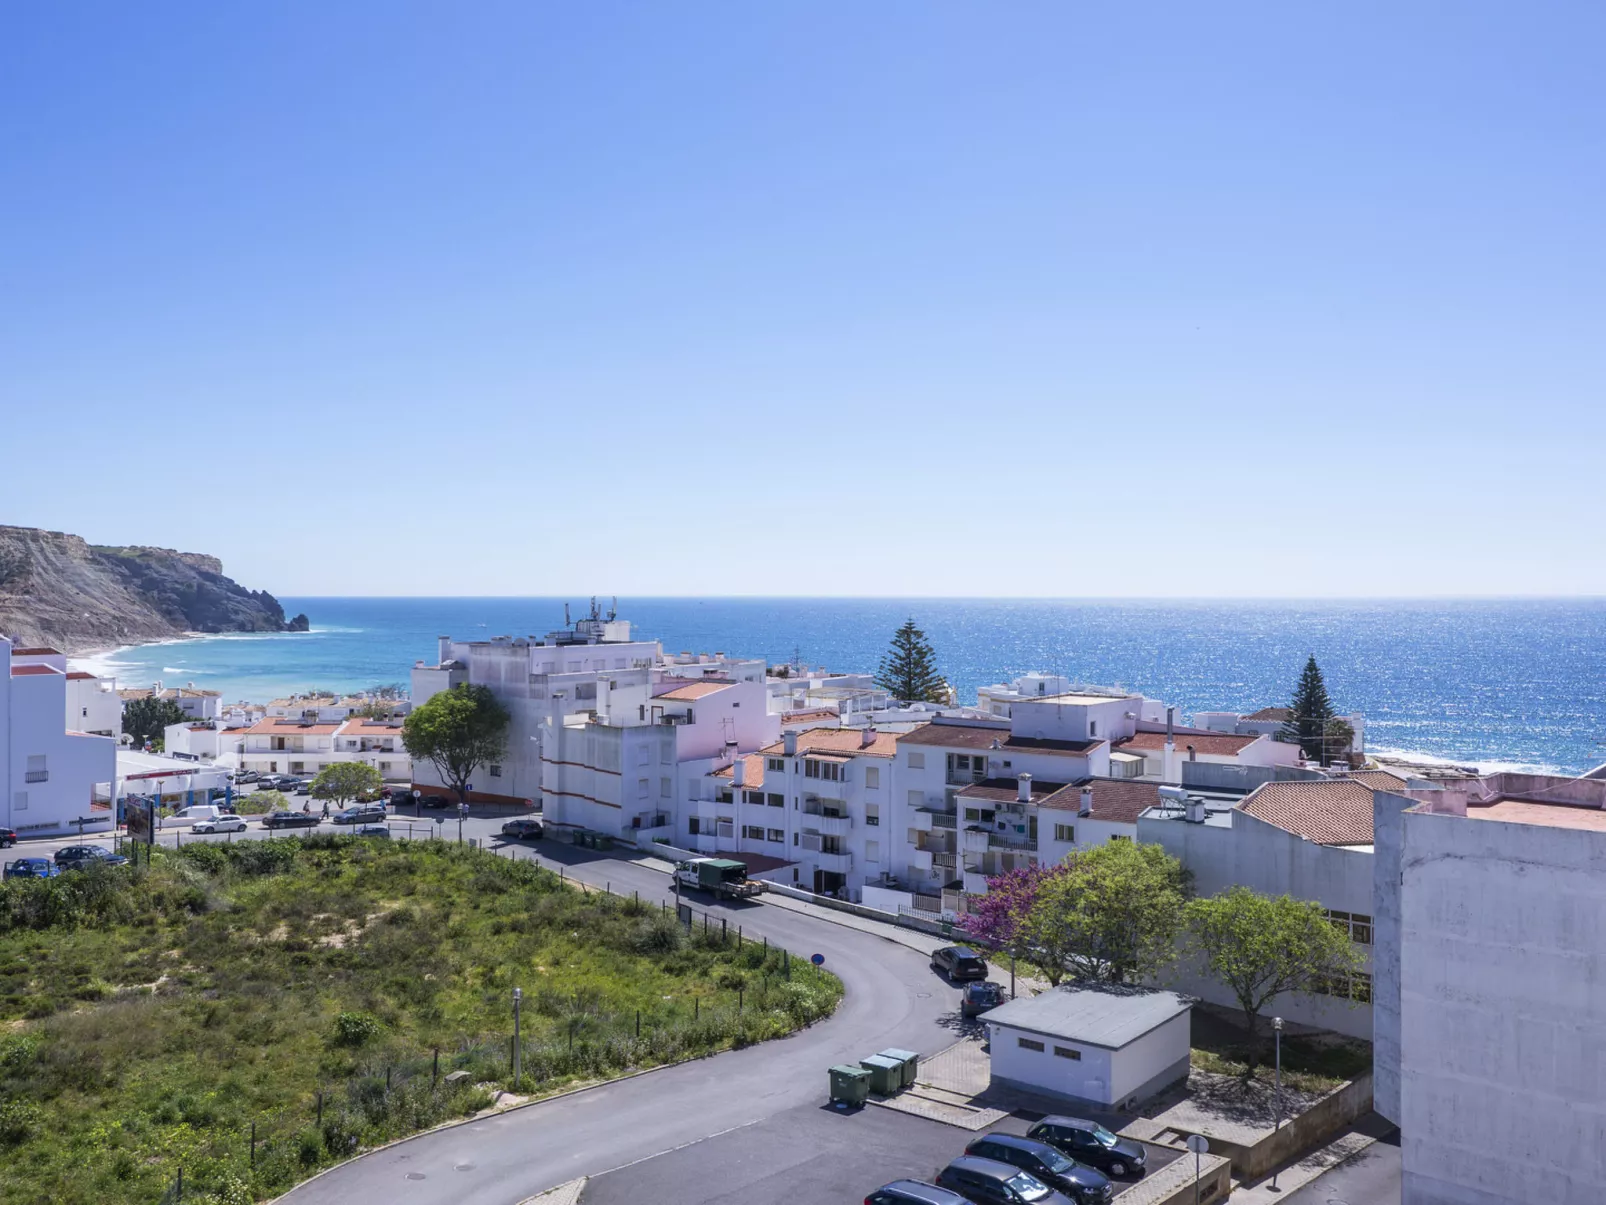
876, 619, 947, 703
1280, 655, 1337, 762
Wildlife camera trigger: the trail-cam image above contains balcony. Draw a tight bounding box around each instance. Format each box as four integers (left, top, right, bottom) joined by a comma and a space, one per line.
960, 827, 991, 854
911, 809, 934, 833
989, 830, 1036, 851
909, 848, 933, 872
816, 850, 853, 874
963, 869, 990, 895
24, 770, 48, 784
946, 769, 987, 787
929, 811, 959, 830
932, 852, 958, 871
805, 814, 851, 838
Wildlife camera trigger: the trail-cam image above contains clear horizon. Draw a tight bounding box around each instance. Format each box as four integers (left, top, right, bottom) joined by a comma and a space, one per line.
5, 3, 1604, 596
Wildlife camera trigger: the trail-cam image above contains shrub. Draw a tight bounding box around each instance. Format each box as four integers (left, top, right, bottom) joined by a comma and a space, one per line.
0, 1098, 42, 1145
332, 1011, 382, 1047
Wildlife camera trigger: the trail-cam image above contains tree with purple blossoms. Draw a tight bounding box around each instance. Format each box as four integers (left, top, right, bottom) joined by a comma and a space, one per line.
962, 864, 1066, 981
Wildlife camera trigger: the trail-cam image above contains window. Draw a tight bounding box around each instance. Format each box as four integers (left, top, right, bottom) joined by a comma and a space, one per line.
637, 778, 650, 798
12, 792, 26, 812
567, 660, 582, 672
767, 792, 784, 807
803, 759, 843, 782
1315, 969, 1374, 1003
489, 764, 502, 778
907, 752, 925, 769
864, 766, 880, 789
660, 777, 672, 797
766, 828, 785, 843
688, 817, 701, 835
767, 757, 786, 773
743, 825, 765, 841
1054, 1046, 1082, 1060
1110, 834, 1130, 842
24, 755, 47, 783
1324, 909, 1374, 945
1054, 823, 1075, 842
1089, 720, 1097, 737
1017, 1037, 1045, 1052
865, 803, 880, 827
636, 746, 651, 766
907, 790, 924, 807
865, 840, 880, 863
745, 790, 763, 805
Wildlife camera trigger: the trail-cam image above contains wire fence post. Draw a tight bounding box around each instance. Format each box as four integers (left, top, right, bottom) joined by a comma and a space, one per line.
316, 1091, 323, 1128
432, 1048, 439, 1089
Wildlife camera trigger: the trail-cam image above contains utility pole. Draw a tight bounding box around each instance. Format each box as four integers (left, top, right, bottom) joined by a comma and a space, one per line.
512, 987, 523, 1089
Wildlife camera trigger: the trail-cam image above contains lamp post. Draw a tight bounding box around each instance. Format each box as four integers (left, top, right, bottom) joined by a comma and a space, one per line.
512, 987, 523, 1089
1270, 1015, 1285, 1190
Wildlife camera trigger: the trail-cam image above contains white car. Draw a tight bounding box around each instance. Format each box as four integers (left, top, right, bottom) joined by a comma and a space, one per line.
192, 814, 248, 834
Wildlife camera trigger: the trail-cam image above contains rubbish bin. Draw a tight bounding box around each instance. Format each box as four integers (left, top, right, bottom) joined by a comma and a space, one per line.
860, 1054, 903, 1096
879, 1047, 920, 1089
828, 1064, 871, 1106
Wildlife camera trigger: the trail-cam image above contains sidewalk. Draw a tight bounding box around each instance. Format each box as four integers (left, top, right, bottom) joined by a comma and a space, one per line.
1227, 1117, 1391, 1203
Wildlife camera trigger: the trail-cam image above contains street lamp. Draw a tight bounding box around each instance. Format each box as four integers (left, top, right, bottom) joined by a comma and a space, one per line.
1270, 1015, 1285, 1191
512, 986, 523, 1089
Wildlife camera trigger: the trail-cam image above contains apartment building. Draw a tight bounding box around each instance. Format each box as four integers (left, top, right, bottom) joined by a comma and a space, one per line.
117, 682, 223, 722
65, 669, 120, 736
1193, 705, 1366, 755
265, 693, 413, 723
3, 640, 117, 835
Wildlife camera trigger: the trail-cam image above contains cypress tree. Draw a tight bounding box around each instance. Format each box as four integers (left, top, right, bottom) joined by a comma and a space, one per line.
876, 619, 948, 704
1280, 655, 1337, 762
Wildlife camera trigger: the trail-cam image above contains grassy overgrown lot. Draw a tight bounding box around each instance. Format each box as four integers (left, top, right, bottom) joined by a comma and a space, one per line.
0, 838, 840, 1205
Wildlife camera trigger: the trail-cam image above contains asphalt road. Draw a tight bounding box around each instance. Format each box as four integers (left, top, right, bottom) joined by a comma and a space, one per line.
1280, 1131, 1401, 1205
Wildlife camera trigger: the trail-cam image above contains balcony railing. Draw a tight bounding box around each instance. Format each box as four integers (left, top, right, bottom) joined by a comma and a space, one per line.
932, 852, 958, 870
946, 769, 987, 786
989, 830, 1036, 850
24, 770, 48, 783
804, 814, 851, 838
816, 850, 853, 873
928, 811, 959, 830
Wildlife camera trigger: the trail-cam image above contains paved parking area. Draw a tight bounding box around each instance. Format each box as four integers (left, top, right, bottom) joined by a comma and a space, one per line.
581, 1096, 1175, 1205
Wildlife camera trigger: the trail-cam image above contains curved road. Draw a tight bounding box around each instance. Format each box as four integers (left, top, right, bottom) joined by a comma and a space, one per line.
274, 838, 961, 1205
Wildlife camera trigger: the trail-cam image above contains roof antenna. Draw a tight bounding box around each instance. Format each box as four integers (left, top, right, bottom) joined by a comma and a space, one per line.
564, 602, 571, 628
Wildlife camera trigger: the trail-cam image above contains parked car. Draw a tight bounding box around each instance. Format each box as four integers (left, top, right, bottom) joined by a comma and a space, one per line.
54, 845, 130, 870
965, 1135, 1113, 1205
1025, 1118, 1148, 1179
935, 1156, 1075, 1205
3, 857, 60, 880
193, 814, 249, 834
352, 824, 391, 839
261, 811, 321, 830
417, 794, 450, 810
293, 780, 313, 796
0, 827, 16, 848
931, 945, 990, 982
501, 818, 544, 840
233, 770, 261, 784
274, 779, 300, 792
332, 804, 388, 826
254, 775, 282, 789
961, 981, 1005, 1018
864, 1180, 979, 1205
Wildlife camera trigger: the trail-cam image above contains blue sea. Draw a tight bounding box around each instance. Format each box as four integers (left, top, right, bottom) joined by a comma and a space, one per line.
71, 598, 1606, 776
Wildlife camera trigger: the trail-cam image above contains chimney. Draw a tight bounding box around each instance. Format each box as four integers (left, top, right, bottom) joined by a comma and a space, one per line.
733, 757, 747, 787
1186, 798, 1207, 824
1187, 744, 1197, 762
783, 731, 798, 756
438, 636, 452, 662
1017, 772, 1033, 803
1079, 787, 1094, 817
861, 726, 878, 749
1165, 706, 1176, 749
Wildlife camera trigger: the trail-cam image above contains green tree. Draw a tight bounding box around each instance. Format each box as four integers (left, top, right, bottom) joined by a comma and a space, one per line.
1279, 655, 1337, 762
310, 762, 383, 809
1323, 717, 1356, 765
1021, 841, 1189, 985
121, 696, 187, 750
401, 684, 510, 806
875, 619, 948, 704
1187, 887, 1367, 1067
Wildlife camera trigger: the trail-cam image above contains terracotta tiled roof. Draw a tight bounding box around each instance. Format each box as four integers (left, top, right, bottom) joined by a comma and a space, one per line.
65, 671, 99, 680
712, 754, 766, 790
1245, 707, 1292, 722
11, 663, 62, 677
957, 778, 1068, 805
1038, 778, 1163, 825
897, 721, 1012, 750
1115, 731, 1260, 756
239, 718, 343, 736
9, 646, 62, 656
654, 681, 733, 701
1000, 734, 1105, 757
760, 728, 900, 758
1343, 770, 1409, 793
1239, 780, 1375, 845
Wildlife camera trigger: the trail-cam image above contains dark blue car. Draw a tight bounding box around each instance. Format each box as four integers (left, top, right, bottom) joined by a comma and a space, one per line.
966, 1134, 1113, 1204
3, 857, 61, 880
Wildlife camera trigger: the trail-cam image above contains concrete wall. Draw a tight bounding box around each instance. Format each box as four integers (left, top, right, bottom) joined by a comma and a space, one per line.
6, 660, 117, 835
1371, 789, 1410, 1125
987, 1013, 1189, 1109
1398, 808, 1606, 1205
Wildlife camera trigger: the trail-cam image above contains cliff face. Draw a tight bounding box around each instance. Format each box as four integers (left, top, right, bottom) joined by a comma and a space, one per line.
0, 525, 304, 655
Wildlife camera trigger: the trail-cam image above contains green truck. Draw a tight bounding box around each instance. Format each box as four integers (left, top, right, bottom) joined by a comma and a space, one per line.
674, 857, 762, 900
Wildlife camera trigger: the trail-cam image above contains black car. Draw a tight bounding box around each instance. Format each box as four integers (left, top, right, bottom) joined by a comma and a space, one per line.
0, 827, 15, 848
1026, 1117, 1147, 1179
501, 818, 544, 840
865, 1181, 978, 1205
961, 981, 1005, 1018
262, 811, 321, 830
275, 779, 301, 792
54, 845, 130, 869
331, 805, 387, 826
931, 945, 990, 982
417, 794, 450, 810
966, 1135, 1113, 1205
935, 1156, 1074, 1205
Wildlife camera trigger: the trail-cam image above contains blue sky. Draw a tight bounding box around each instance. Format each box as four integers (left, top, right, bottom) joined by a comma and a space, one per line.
4, 2, 1603, 597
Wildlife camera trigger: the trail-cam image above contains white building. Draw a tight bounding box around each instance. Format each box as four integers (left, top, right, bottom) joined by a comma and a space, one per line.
116, 750, 231, 806
976, 675, 1167, 723
117, 682, 224, 723
233, 715, 412, 782
265, 693, 412, 723
1372, 775, 1606, 1205
3, 640, 117, 836
1139, 778, 1385, 1040
65, 669, 121, 737
1193, 705, 1366, 756
982, 984, 1193, 1111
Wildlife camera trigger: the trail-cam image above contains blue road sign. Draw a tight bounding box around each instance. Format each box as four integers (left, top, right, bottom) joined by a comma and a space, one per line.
810, 953, 825, 967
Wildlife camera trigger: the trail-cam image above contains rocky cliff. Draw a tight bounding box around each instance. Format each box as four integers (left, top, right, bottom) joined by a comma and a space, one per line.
0, 525, 307, 655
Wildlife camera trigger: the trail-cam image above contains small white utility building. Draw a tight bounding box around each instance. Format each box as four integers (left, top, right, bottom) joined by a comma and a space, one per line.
982, 985, 1193, 1111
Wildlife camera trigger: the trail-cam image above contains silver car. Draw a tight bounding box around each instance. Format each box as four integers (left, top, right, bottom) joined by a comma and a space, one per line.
193, 814, 248, 834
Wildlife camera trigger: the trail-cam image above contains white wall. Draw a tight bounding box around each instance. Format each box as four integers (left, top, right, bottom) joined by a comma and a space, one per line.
988, 1022, 1117, 1105
5, 645, 117, 835
1397, 808, 1606, 1205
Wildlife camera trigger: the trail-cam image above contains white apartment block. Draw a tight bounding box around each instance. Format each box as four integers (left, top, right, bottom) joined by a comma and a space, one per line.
117, 681, 223, 723
65, 669, 121, 737
1193, 705, 1366, 755
235, 715, 411, 781
265, 694, 413, 723
4, 640, 117, 835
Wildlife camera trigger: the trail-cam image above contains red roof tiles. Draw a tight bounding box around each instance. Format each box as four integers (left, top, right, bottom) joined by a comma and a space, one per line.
1239, 780, 1375, 845
11, 664, 62, 677
1115, 731, 1260, 756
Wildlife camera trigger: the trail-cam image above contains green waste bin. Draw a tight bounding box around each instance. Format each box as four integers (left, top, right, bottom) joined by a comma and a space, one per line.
879, 1047, 920, 1089
860, 1053, 903, 1096
829, 1064, 871, 1106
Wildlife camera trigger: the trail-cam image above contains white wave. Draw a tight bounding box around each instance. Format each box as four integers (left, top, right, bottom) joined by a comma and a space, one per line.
1369, 743, 1566, 777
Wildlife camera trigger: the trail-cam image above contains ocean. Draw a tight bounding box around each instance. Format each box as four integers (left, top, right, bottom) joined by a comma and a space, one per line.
69, 597, 1606, 776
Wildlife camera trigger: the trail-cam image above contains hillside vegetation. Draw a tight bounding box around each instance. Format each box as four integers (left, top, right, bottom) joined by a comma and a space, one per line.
0, 839, 839, 1205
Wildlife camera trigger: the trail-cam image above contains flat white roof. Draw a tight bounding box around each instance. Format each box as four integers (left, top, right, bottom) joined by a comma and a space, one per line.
981, 984, 1191, 1049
